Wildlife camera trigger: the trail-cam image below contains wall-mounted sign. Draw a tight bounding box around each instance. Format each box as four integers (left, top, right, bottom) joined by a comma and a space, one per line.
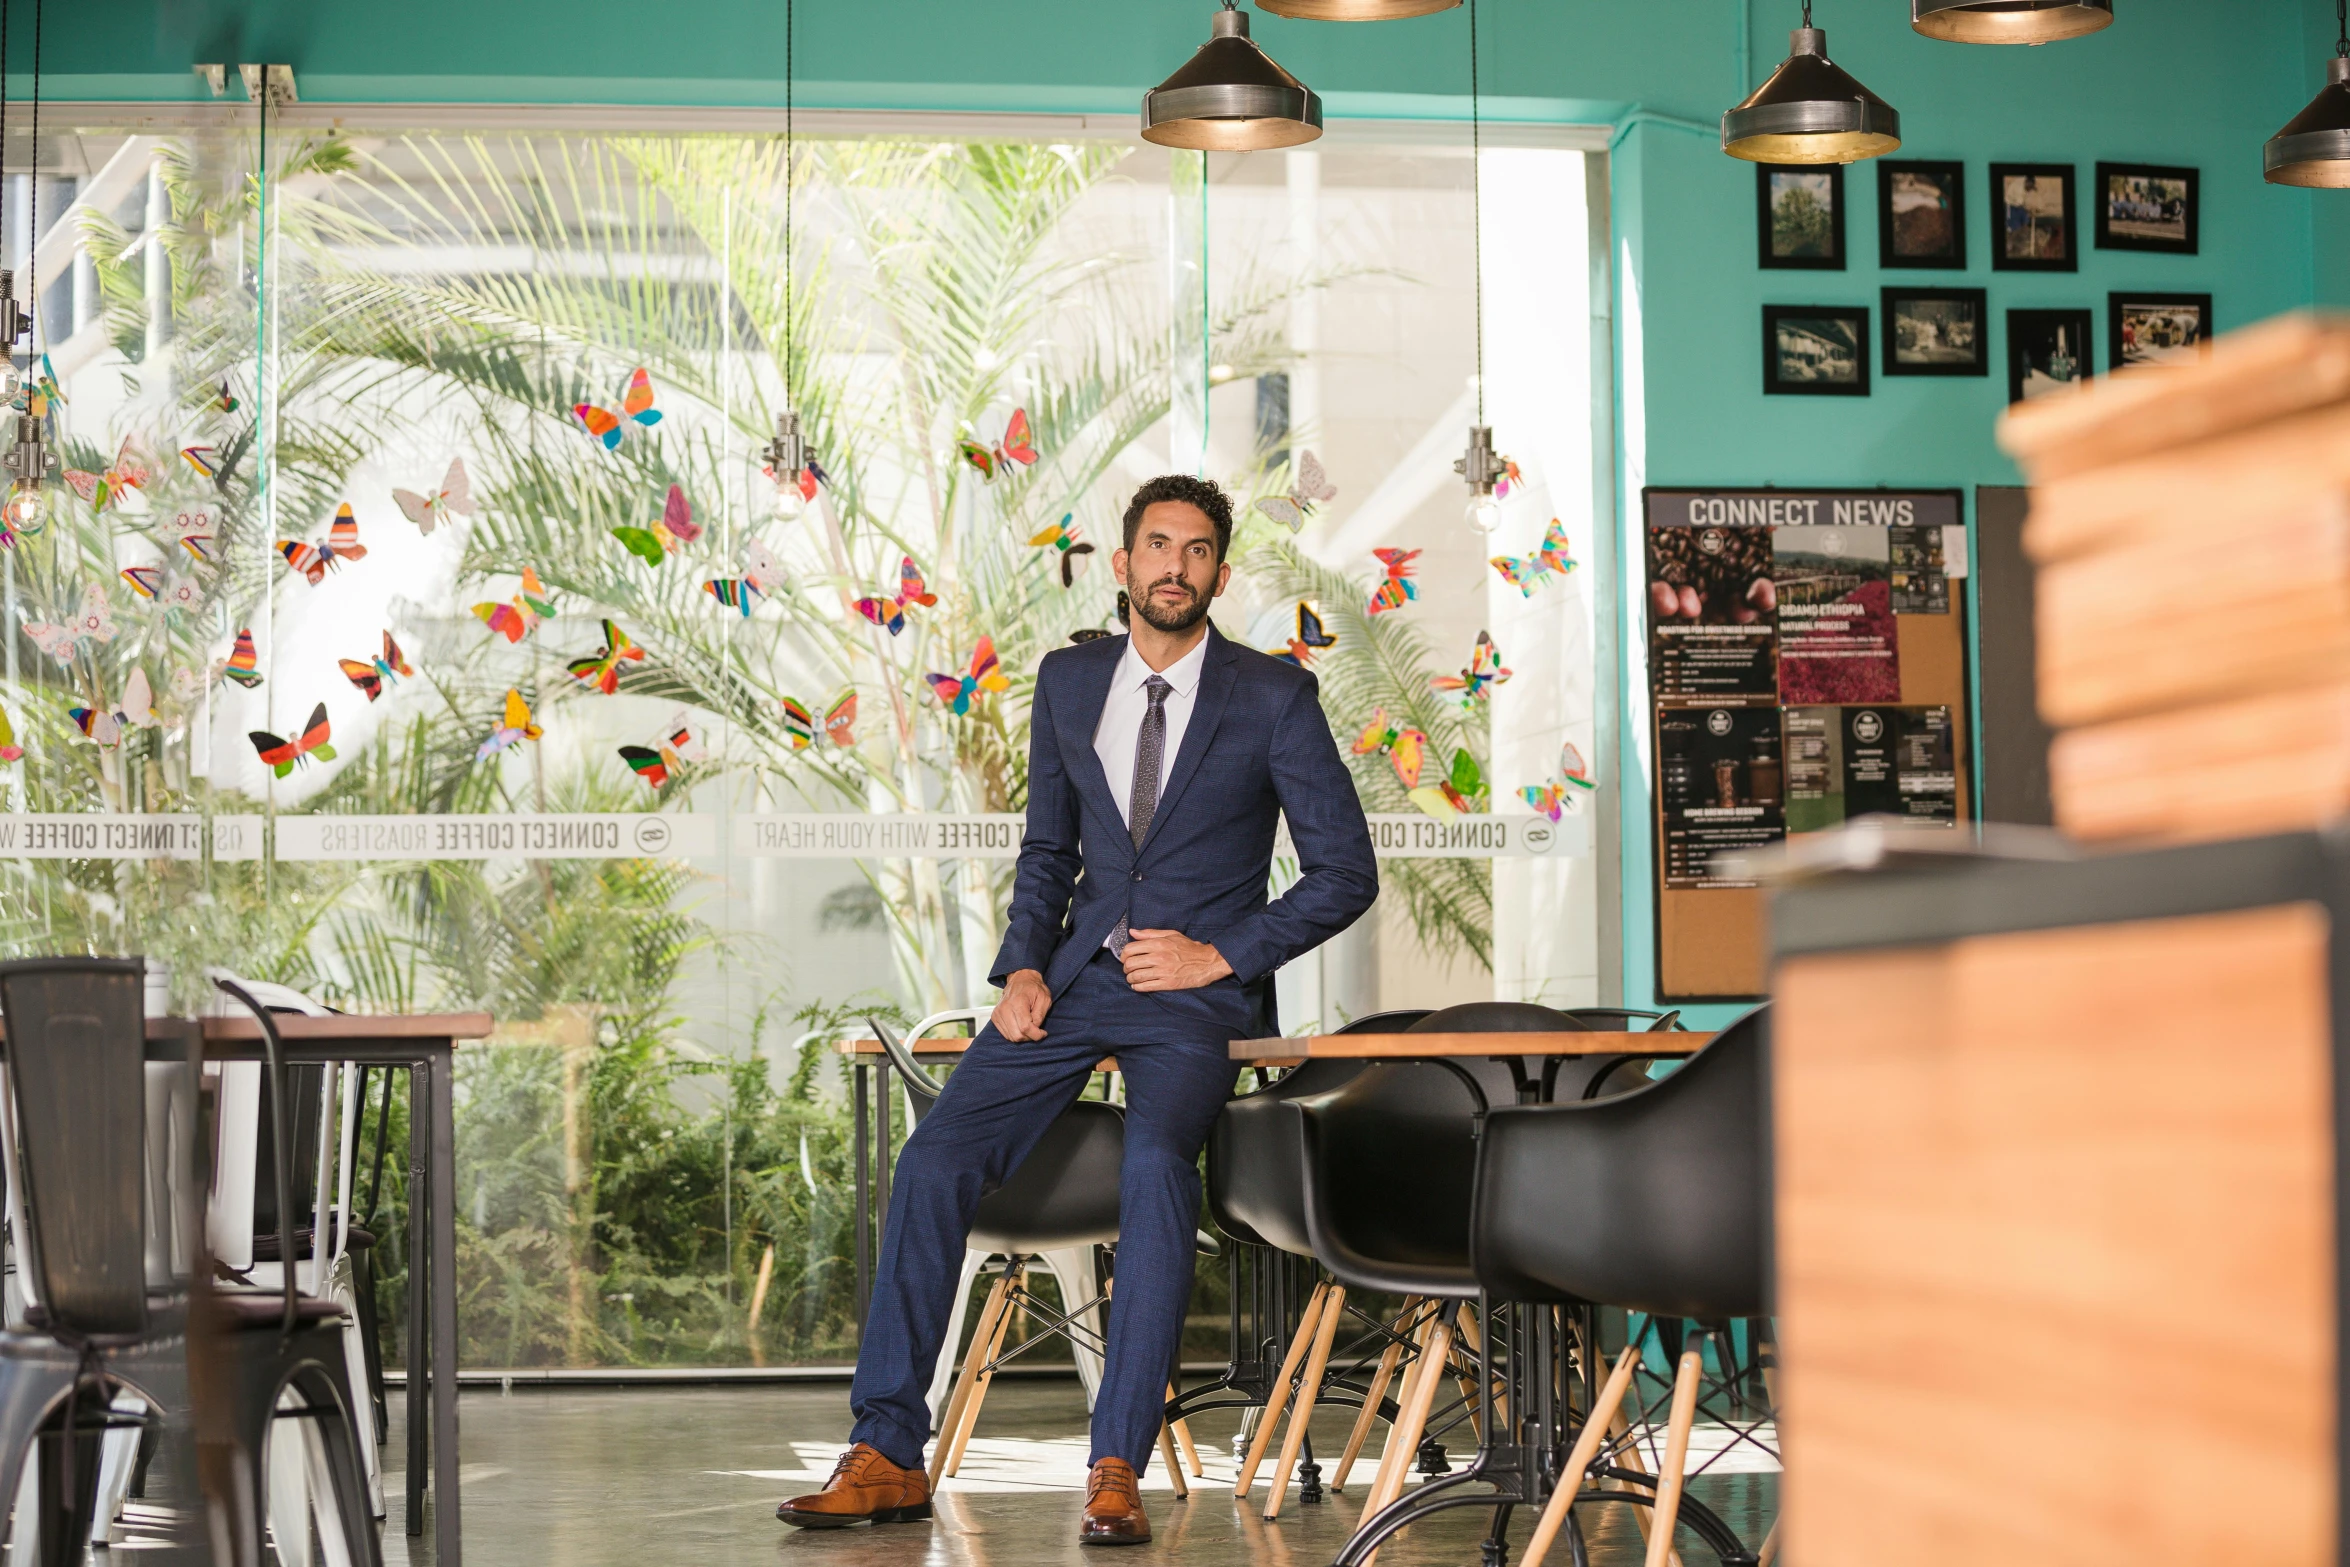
275, 813, 719, 861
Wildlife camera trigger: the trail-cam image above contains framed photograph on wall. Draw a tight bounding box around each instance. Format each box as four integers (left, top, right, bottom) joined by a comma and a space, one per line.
1878, 160, 1966, 269
1883, 288, 1988, 377
2094, 162, 2198, 254
1757, 163, 1846, 269
1764, 304, 1871, 395
2007, 308, 2095, 404
1990, 162, 2077, 272
2110, 293, 2213, 370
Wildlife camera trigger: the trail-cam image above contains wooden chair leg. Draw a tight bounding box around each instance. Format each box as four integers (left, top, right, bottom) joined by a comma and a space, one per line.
1165, 1384, 1204, 1478
928, 1269, 1016, 1486
1643, 1347, 1705, 1567
1358, 1308, 1441, 1521
1607, 1357, 1687, 1567
1360, 1315, 1455, 1567
944, 1264, 1025, 1479
1332, 1297, 1420, 1493
1518, 1345, 1640, 1567
1755, 1518, 1781, 1567
1264, 1284, 1346, 1520
1233, 1281, 1329, 1498
1157, 1423, 1190, 1499
1453, 1302, 1511, 1429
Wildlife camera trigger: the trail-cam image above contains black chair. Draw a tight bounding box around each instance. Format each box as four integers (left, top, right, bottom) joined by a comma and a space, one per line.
1472, 1005, 1773, 1567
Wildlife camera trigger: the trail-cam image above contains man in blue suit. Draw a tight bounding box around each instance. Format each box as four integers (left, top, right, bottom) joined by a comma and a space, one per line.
780, 475, 1379, 1543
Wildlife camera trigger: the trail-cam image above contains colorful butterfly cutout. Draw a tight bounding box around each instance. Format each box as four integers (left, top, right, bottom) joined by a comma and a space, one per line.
1254, 451, 1336, 533
1489, 519, 1577, 596
612, 484, 700, 565
619, 716, 706, 789
472, 566, 557, 644
32, 355, 64, 413
781, 690, 858, 752
958, 408, 1039, 482
157, 576, 207, 617
24, 585, 119, 665
69, 670, 159, 749
574, 367, 663, 450
180, 447, 220, 482
564, 619, 647, 695
338, 631, 416, 703
1270, 603, 1338, 668
220, 628, 264, 689
1408, 748, 1487, 820
119, 565, 162, 601
761, 457, 828, 503
1367, 548, 1421, 615
743, 540, 788, 595
279, 504, 369, 584
1494, 457, 1526, 500
926, 639, 1010, 716
213, 380, 239, 414
1431, 631, 1512, 707
1028, 515, 1096, 588
250, 702, 336, 778
1351, 709, 1429, 790
63, 439, 151, 514
476, 690, 543, 761
703, 578, 762, 615
854, 556, 938, 636
0, 707, 22, 763
1520, 741, 1597, 821
393, 457, 473, 535
172, 509, 217, 565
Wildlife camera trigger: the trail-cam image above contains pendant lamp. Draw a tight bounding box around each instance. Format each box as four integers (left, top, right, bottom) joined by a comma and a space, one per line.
1723, 3, 1901, 166
1911, 0, 2111, 45
2268, 2, 2350, 188
1143, 3, 1323, 151
1259, 0, 1457, 18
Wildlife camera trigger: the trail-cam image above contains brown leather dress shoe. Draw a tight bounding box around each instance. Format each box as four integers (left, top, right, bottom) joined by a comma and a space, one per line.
1080, 1457, 1151, 1546
776, 1443, 933, 1528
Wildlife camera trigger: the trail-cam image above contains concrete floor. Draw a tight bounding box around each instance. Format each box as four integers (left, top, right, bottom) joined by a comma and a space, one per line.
380, 1380, 1776, 1567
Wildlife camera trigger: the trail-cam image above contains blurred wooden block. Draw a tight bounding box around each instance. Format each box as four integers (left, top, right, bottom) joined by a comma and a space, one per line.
2048, 682, 2350, 843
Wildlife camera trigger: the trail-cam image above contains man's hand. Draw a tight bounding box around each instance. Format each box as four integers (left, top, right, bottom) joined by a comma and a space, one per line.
993, 969, 1053, 1041
1120, 930, 1234, 993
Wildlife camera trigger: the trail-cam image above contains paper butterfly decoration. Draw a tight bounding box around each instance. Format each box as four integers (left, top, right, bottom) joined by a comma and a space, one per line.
565, 619, 647, 695
119, 566, 163, 601
1409, 748, 1488, 821
1494, 457, 1526, 500
172, 509, 217, 565
1270, 603, 1338, 668
64, 439, 151, 514
213, 380, 239, 414
781, 691, 859, 751
1520, 741, 1597, 821
762, 456, 829, 503
1489, 519, 1576, 596
180, 447, 220, 482
1028, 515, 1096, 588
339, 631, 417, 702
32, 355, 63, 412
476, 690, 543, 761
472, 566, 557, 644
1254, 452, 1336, 534
706, 538, 788, 614
574, 367, 663, 450
393, 457, 474, 535
1367, 548, 1421, 616
612, 484, 702, 566
70, 670, 159, 749
0, 708, 22, 763
958, 408, 1038, 482
250, 703, 336, 778
703, 579, 760, 615
619, 717, 706, 789
854, 557, 938, 637
170, 668, 201, 705
25, 585, 119, 665
279, 504, 369, 584
157, 576, 207, 617
926, 639, 1010, 716
1352, 709, 1430, 791
1432, 631, 1512, 707
220, 628, 264, 689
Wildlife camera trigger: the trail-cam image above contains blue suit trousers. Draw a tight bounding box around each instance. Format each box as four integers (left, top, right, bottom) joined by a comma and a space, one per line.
848, 950, 1241, 1474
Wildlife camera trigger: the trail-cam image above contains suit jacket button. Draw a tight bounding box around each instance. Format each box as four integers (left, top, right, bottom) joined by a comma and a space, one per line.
1132, 871, 1144, 882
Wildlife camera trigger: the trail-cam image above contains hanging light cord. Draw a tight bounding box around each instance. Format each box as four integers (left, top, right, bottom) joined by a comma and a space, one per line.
784, 0, 794, 402
1469, 0, 1483, 427
2338, 0, 2346, 57
25, 0, 36, 356
1801, 0, 1814, 27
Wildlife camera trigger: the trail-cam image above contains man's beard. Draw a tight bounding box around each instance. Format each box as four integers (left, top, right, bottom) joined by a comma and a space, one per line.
1129, 574, 1211, 634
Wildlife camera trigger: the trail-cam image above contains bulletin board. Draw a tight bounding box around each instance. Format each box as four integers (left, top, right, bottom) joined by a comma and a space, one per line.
1642, 487, 1973, 1000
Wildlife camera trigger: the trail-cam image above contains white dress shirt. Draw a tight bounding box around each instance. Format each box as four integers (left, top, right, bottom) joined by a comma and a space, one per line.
1094, 633, 1209, 833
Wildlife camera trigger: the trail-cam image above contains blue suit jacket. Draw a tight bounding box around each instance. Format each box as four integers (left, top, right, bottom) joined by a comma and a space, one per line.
990, 623, 1380, 1039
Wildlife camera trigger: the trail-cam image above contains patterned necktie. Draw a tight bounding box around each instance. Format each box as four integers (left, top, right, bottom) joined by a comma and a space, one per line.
1108, 674, 1172, 956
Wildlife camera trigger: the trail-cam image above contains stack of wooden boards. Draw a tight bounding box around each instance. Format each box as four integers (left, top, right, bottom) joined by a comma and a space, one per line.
1998, 312, 2350, 843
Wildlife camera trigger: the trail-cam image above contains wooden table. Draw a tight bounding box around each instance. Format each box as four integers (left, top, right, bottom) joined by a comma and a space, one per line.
1229, 1030, 1713, 1104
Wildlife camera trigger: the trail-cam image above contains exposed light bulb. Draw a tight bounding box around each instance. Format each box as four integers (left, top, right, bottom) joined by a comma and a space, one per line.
1465, 492, 1503, 534
771, 480, 808, 522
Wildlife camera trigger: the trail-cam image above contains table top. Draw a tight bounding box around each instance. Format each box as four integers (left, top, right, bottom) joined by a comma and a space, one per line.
844, 1037, 1120, 1071
196, 1011, 495, 1042
1229, 1030, 1713, 1067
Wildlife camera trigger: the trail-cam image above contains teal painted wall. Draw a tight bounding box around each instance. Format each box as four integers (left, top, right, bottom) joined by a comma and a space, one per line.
33, 0, 2341, 1017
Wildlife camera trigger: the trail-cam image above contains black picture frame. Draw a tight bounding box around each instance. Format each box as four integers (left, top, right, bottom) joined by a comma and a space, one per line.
2006, 308, 2096, 405
1989, 162, 2077, 272
2110, 292, 2214, 371
1878, 160, 1967, 269
2094, 161, 2199, 255
1757, 163, 1847, 270
1764, 304, 1871, 396
1883, 287, 1989, 378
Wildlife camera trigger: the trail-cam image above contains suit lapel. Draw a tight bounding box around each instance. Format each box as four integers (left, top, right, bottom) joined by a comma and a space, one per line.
1059, 636, 1127, 846
1137, 625, 1238, 860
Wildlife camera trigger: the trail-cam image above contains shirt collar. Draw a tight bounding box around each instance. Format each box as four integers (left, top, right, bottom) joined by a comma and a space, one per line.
1115, 629, 1211, 700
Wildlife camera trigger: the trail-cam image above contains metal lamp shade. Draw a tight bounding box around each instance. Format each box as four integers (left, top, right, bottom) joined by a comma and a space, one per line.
1143, 8, 1324, 151
1722, 28, 1902, 165
2268, 57, 2350, 188
1259, 0, 1459, 17
1911, 0, 2113, 44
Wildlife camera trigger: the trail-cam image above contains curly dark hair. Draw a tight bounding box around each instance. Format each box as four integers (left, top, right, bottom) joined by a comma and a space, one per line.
1122, 474, 1234, 562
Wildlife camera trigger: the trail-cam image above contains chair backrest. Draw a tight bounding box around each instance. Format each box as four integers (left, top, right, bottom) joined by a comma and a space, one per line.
1562, 1007, 1685, 1033
0, 957, 151, 1337
214, 979, 306, 1338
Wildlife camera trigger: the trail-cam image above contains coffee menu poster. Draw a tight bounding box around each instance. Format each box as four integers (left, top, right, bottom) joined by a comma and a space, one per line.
1643, 488, 1971, 998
